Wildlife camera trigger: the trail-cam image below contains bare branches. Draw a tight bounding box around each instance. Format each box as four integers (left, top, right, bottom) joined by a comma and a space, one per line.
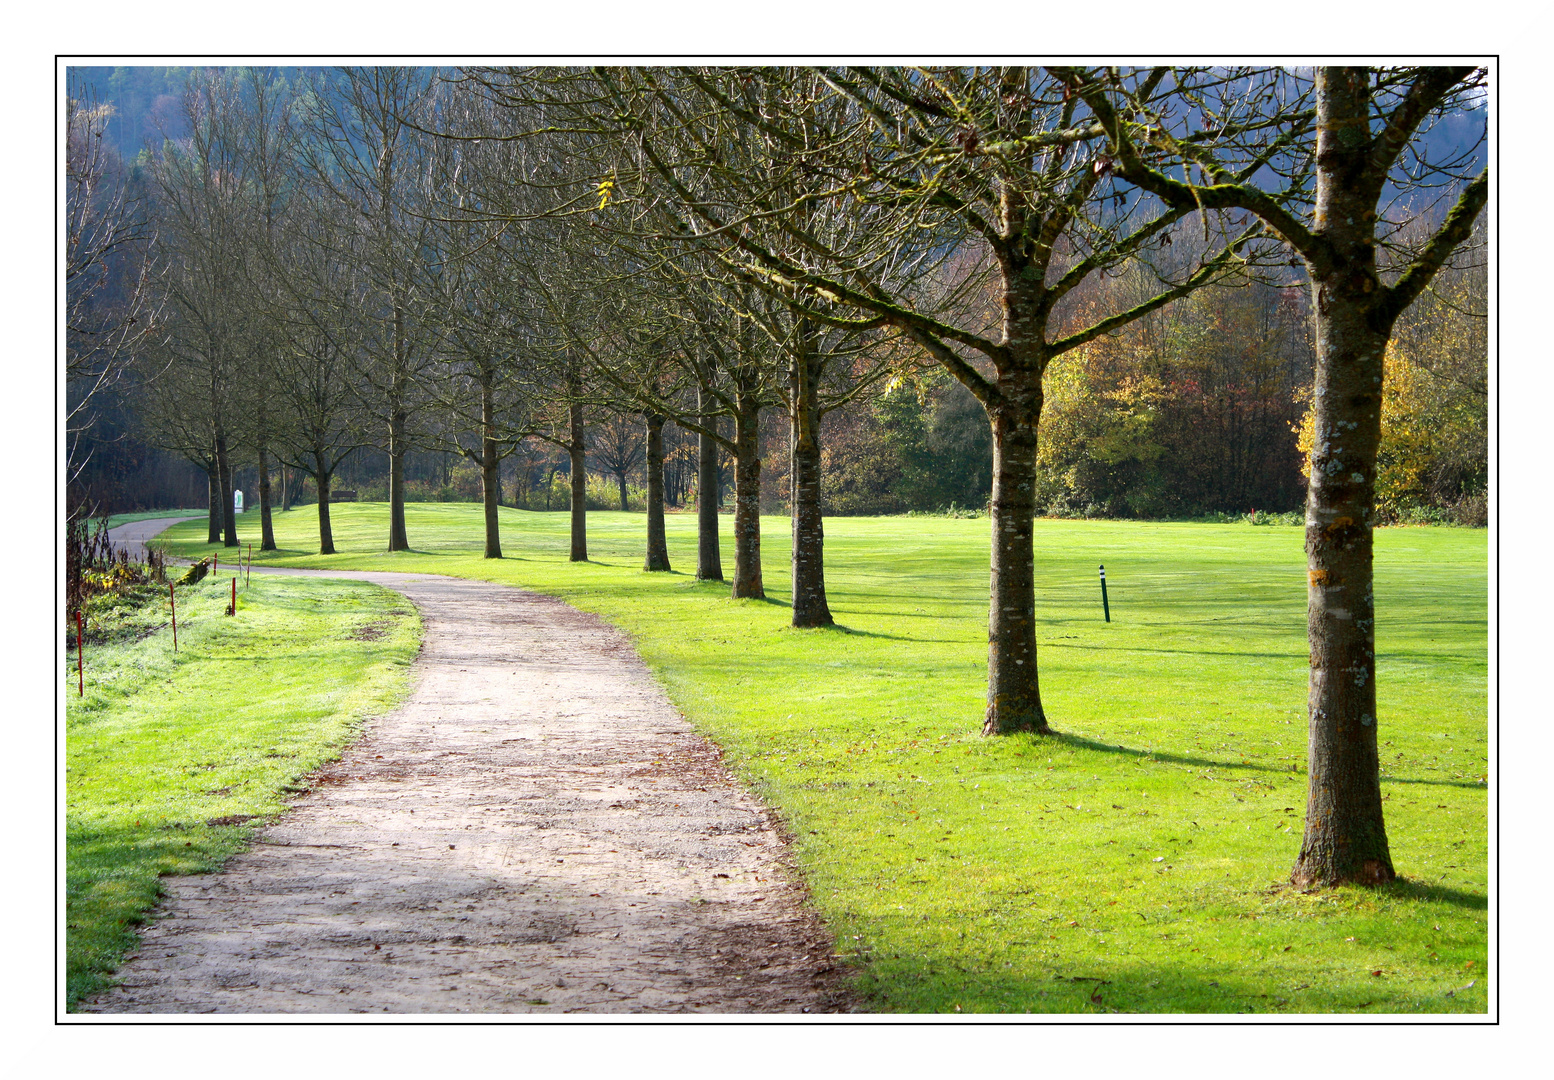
1379, 169, 1490, 325
66, 90, 163, 484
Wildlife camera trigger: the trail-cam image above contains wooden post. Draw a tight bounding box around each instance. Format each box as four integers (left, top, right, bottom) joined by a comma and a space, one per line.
75, 611, 84, 696
170, 584, 177, 651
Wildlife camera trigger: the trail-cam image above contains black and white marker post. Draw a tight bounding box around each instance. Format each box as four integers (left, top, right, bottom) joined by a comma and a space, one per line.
1099, 564, 1111, 623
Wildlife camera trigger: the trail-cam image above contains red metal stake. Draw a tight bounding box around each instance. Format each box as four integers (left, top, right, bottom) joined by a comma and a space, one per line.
170, 583, 178, 651
75, 611, 84, 696
229, 577, 236, 616
247, 543, 252, 587
214, 552, 218, 574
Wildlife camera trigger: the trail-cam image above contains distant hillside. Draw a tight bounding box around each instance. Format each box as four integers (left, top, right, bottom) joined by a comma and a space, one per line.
66, 65, 313, 161
66, 64, 1487, 176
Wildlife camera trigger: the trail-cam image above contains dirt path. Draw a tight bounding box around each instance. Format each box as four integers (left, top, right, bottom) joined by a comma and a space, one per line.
83, 528, 851, 1014
107, 514, 202, 560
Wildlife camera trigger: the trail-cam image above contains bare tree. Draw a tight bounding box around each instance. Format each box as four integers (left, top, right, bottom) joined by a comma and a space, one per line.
301, 67, 445, 553
65, 88, 160, 503
591, 410, 646, 511
1074, 64, 1488, 888
225, 67, 303, 552
591, 66, 1261, 729
150, 69, 273, 548
267, 166, 372, 556
133, 343, 223, 542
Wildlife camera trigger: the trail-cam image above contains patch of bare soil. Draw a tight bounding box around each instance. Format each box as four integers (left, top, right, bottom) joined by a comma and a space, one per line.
81, 567, 854, 1015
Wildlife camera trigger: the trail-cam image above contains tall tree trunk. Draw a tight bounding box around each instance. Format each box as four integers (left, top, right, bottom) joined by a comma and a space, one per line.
983, 393, 1049, 735
316, 467, 335, 556
730, 391, 764, 599
616, 471, 629, 512
1292, 68, 1396, 889
215, 424, 238, 548
206, 464, 221, 543
257, 441, 276, 551
789, 328, 833, 627
696, 387, 724, 582
569, 402, 587, 562
387, 408, 409, 552
643, 413, 671, 572
481, 375, 502, 559
281, 464, 291, 513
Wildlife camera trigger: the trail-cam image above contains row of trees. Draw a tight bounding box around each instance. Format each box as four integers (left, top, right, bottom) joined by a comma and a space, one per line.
66, 65, 1488, 890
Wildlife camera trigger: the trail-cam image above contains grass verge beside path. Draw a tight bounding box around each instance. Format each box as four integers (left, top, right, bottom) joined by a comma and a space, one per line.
65, 569, 419, 1009
92, 508, 206, 531
155, 503, 1489, 1014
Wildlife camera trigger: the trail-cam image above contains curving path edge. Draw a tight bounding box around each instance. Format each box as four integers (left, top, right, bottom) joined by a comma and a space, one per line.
81, 519, 850, 1014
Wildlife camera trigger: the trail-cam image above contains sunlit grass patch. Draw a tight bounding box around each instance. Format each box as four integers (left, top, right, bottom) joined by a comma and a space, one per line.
64, 569, 419, 1009
155, 502, 1488, 1013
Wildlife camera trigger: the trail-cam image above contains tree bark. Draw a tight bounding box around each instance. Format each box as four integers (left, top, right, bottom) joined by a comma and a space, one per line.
730, 391, 764, 599
1292, 68, 1397, 889
643, 413, 671, 572
696, 387, 724, 582
387, 408, 410, 552
206, 465, 221, 543
1078, 64, 1485, 883
481, 375, 502, 559
215, 424, 238, 547
569, 402, 588, 562
983, 391, 1050, 735
616, 471, 629, 512
789, 326, 833, 627
316, 468, 336, 556
257, 441, 276, 551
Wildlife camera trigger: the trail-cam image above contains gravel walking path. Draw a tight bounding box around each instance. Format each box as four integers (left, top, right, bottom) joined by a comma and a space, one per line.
82, 521, 849, 1014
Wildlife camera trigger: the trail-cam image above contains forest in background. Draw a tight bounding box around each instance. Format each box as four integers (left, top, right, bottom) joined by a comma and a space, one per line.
65, 66, 1487, 528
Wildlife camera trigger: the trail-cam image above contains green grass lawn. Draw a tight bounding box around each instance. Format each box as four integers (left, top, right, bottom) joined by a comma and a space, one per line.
65, 568, 419, 1009
91, 508, 207, 530
152, 502, 1489, 1014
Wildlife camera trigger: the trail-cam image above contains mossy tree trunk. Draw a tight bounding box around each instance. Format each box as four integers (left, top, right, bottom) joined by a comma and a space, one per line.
983, 387, 1049, 734
316, 468, 335, 556
1291, 70, 1400, 888
1084, 63, 1487, 887
206, 465, 221, 544
214, 422, 238, 548
730, 388, 764, 600
478, 371, 503, 559
643, 412, 671, 572
386, 403, 410, 552
696, 387, 724, 582
257, 441, 277, 551
788, 321, 832, 627
569, 401, 588, 562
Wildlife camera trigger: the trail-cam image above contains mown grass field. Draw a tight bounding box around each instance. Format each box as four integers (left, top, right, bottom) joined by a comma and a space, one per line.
64, 569, 419, 1008
152, 502, 1489, 1014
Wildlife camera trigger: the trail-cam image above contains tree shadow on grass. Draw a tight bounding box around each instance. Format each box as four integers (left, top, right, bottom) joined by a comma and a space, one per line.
816, 624, 967, 644
1380, 878, 1488, 911
1053, 732, 1290, 777
1378, 774, 1489, 791
1051, 734, 1488, 792
1043, 640, 1305, 662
